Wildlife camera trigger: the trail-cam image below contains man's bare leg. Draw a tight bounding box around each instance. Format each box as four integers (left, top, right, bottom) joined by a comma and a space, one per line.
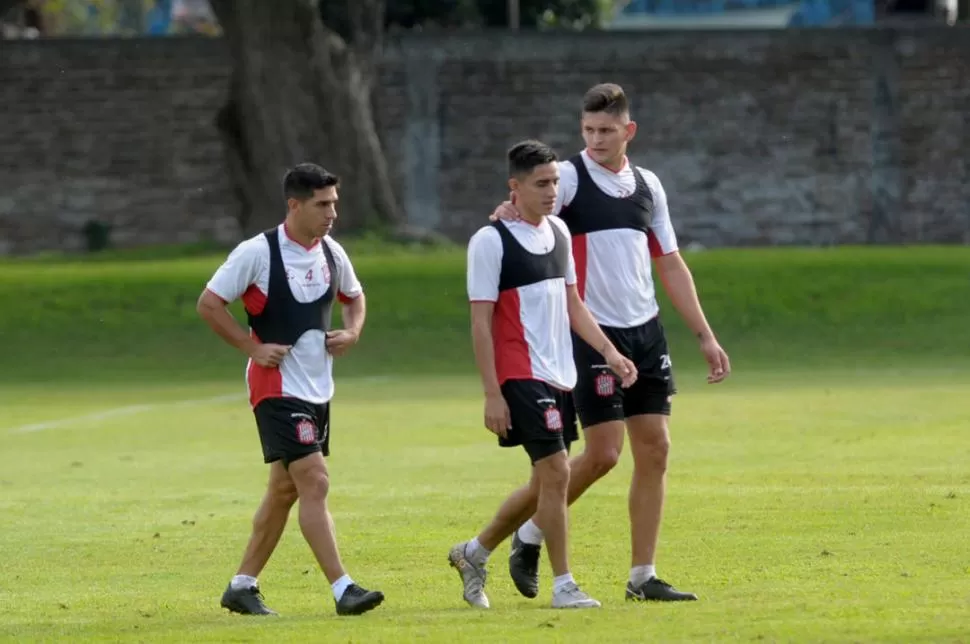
507, 421, 625, 597
287, 452, 385, 615
531, 449, 600, 608
625, 414, 696, 601
235, 461, 298, 579
287, 452, 345, 581
484, 421, 625, 549
531, 450, 570, 576
447, 468, 544, 610
220, 461, 299, 616
476, 476, 539, 551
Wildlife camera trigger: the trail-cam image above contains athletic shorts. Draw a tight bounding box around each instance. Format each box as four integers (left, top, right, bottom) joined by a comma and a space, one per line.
572, 316, 677, 428
498, 379, 578, 464
253, 397, 331, 468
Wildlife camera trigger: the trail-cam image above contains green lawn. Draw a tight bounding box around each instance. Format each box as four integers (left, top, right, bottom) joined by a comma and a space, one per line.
0, 245, 968, 642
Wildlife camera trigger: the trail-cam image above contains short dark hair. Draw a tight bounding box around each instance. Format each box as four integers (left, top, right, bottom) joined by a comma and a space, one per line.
282, 163, 339, 202
507, 139, 558, 177
582, 83, 629, 116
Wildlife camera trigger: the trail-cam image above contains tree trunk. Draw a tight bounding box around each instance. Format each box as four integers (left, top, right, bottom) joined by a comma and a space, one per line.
208, 0, 401, 236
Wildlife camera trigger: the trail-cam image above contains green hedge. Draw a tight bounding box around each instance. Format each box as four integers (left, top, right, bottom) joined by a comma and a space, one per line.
1, 244, 967, 383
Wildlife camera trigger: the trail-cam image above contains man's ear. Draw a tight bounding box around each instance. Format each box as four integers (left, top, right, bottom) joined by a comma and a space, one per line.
625, 120, 638, 142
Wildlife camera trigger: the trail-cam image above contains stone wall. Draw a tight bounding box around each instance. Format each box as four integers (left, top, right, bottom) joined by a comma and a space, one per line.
1, 28, 968, 254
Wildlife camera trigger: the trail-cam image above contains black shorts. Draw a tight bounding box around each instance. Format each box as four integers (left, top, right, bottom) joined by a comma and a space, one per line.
253, 397, 331, 468
572, 316, 676, 428
499, 379, 578, 464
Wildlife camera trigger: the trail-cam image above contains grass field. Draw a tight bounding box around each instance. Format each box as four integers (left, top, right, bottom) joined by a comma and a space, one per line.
1, 244, 969, 642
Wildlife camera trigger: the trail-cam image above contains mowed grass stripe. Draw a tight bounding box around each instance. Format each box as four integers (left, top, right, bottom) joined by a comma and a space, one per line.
0, 373, 967, 642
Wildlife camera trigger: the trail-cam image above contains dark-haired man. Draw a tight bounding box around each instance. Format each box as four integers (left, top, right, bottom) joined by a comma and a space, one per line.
198, 163, 384, 617
448, 140, 638, 610
492, 84, 731, 602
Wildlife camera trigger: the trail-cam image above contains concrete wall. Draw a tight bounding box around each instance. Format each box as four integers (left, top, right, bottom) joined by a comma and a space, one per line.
1, 28, 968, 254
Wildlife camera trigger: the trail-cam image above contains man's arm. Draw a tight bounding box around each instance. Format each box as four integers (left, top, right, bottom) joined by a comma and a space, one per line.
196, 290, 290, 367
326, 238, 366, 356
644, 168, 730, 383
467, 227, 512, 435
470, 301, 511, 436
655, 251, 730, 383
565, 286, 612, 357
340, 292, 366, 338
470, 301, 502, 399
327, 292, 366, 357
197, 240, 290, 367
566, 286, 637, 387
197, 290, 259, 356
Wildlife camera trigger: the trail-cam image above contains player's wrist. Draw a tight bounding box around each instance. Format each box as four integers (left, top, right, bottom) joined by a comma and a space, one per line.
601, 343, 620, 361
240, 337, 260, 356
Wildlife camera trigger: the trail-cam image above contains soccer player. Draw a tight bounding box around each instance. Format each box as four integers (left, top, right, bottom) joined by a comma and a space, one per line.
448, 140, 638, 610
197, 163, 384, 617
491, 84, 731, 602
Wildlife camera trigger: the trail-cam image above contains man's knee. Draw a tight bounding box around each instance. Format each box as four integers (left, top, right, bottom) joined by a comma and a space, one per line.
581, 420, 625, 476
534, 450, 570, 494
287, 454, 331, 500
628, 415, 671, 473
265, 462, 299, 509
270, 477, 299, 507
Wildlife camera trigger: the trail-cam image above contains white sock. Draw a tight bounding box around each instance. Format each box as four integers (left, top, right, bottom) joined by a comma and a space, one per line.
230, 574, 258, 591
465, 537, 491, 564
553, 572, 575, 593
517, 519, 544, 545
332, 574, 354, 601
630, 564, 657, 586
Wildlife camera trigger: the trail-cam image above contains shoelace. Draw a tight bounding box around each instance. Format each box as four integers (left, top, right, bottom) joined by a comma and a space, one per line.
558, 582, 586, 598
466, 566, 487, 595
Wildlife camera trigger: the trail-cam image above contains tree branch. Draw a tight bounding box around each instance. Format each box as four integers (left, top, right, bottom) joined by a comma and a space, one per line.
299, 2, 345, 89
348, 0, 384, 55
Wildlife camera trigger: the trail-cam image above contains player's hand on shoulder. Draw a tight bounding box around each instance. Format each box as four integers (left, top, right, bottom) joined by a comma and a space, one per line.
250, 343, 291, 367
699, 336, 730, 384
488, 194, 521, 223
484, 393, 511, 438
325, 329, 359, 357
604, 347, 638, 388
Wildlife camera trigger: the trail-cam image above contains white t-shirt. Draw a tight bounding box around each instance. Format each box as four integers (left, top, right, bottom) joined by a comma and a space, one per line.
467, 216, 578, 391
205, 224, 363, 407
555, 150, 679, 329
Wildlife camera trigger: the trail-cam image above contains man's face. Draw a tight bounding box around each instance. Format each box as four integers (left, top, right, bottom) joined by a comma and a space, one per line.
581, 111, 636, 166
290, 186, 338, 238
510, 163, 560, 216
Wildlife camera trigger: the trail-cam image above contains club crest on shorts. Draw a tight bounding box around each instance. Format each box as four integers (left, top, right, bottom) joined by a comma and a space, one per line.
595, 372, 615, 397
544, 407, 563, 432
295, 419, 317, 445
